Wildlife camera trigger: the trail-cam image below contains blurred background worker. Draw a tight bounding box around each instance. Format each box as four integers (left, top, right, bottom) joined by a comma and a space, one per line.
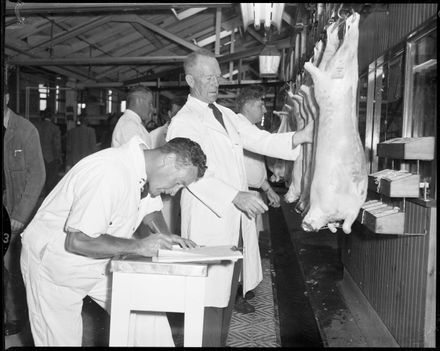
33, 108, 62, 197
65, 116, 97, 172
150, 97, 185, 234
150, 97, 185, 150
3, 86, 46, 336
237, 86, 281, 210
112, 86, 154, 148
234, 86, 282, 314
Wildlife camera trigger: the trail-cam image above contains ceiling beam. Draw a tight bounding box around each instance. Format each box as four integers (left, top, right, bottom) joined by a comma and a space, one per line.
131, 22, 164, 50
129, 15, 201, 52
171, 7, 208, 21
9, 56, 187, 66
104, 13, 217, 80
26, 16, 112, 51
5, 43, 101, 81
124, 66, 182, 85
79, 79, 282, 89
214, 8, 222, 55
97, 13, 216, 81
247, 28, 265, 45
4, 3, 234, 16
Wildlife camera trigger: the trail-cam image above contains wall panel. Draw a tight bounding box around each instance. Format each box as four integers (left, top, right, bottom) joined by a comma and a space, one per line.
342, 200, 433, 346
358, 3, 437, 71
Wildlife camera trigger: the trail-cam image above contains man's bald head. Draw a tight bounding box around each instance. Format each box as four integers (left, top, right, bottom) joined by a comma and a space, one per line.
126, 86, 154, 123
127, 86, 152, 107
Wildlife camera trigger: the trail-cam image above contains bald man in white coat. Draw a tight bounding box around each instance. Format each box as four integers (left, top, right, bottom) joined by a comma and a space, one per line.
166, 49, 313, 346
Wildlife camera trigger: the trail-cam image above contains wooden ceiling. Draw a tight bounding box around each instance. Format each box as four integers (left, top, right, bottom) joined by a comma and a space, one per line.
4, 2, 308, 90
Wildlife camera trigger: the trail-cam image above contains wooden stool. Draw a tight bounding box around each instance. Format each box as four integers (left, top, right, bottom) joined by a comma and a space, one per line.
109, 256, 207, 347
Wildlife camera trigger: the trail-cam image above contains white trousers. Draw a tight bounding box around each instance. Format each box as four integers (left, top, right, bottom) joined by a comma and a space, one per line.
20, 240, 174, 346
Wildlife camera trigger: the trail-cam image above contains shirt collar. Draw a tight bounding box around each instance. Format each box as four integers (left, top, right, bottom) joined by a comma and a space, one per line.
187, 94, 218, 109
124, 109, 142, 124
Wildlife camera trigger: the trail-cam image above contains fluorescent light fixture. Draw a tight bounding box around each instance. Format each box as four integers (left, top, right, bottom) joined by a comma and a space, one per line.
240, 3, 285, 32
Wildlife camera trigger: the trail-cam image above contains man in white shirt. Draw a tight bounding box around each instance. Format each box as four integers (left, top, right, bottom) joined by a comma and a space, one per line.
166, 49, 314, 346
112, 86, 154, 148
20, 136, 207, 346
237, 86, 281, 209
111, 86, 167, 237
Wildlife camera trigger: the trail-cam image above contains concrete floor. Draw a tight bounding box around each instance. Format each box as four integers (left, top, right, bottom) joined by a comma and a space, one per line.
277, 191, 398, 347
278, 200, 368, 347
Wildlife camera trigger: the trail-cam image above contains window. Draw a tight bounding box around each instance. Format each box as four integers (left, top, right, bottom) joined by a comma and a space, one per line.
120, 100, 126, 112
107, 89, 113, 114
55, 85, 60, 113
405, 26, 437, 198
407, 29, 437, 138
361, 21, 437, 199
378, 52, 405, 171
38, 83, 49, 111
77, 103, 86, 116
357, 73, 368, 147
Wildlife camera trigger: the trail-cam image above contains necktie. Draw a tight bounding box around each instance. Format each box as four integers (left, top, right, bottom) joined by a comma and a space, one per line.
208, 103, 226, 130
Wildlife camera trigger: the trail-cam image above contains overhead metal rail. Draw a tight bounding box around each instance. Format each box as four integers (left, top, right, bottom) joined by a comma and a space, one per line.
4, 3, 233, 16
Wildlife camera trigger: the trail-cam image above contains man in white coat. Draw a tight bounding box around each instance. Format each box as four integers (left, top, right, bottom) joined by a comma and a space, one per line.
166, 49, 314, 346
112, 86, 155, 148
20, 136, 207, 346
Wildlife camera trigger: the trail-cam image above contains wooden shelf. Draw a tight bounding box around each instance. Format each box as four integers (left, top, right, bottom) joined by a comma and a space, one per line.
363, 210, 405, 235
379, 174, 420, 198
368, 170, 420, 198
377, 137, 435, 160
356, 200, 426, 236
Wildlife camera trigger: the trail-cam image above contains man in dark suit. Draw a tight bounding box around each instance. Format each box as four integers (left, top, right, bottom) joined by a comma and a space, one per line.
3, 87, 46, 336
33, 109, 62, 196
65, 116, 97, 171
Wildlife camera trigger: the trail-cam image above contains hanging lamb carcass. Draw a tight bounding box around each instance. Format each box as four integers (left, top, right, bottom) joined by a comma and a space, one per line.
301, 12, 368, 234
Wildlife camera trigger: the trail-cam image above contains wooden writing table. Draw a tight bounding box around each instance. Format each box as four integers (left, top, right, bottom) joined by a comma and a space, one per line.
109, 255, 208, 347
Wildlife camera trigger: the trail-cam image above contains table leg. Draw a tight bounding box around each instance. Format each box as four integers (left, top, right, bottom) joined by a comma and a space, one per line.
109, 273, 132, 346
183, 276, 206, 347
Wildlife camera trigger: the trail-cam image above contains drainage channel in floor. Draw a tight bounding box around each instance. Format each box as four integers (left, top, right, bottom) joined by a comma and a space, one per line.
268, 203, 324, 348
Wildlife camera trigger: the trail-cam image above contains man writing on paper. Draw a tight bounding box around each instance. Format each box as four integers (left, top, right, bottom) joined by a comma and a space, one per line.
20, 136, 207, 346
166, 49, 314, 346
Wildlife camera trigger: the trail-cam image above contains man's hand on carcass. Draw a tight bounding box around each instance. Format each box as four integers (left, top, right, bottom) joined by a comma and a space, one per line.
292, 120, 314, 147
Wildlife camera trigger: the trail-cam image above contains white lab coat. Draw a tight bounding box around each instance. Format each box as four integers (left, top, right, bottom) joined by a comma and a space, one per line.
167, 95, 300, 307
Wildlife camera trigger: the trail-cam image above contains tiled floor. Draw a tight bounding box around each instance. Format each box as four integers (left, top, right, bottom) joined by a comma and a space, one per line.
226, 258, 281, 347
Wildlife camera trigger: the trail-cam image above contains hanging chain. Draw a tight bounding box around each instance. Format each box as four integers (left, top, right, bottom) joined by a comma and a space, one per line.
15, 0, 26, 25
